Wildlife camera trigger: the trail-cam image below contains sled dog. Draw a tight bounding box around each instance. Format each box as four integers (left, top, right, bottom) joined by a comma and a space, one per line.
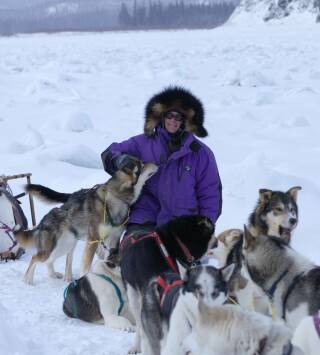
207, 228, 269, 314
14, 159, 157, 284
292, 311, 320, 355
248, 186, 301, 243
63, 260, 135, 331
242, 226, 320, 330
184, 301, 303, 355
120, 215, 215, 354
141, 263, 235, 355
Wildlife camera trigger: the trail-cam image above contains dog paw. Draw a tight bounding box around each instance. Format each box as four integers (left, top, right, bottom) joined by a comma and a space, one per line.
64, 275, 73, 282
148, 165, 158, 176
23, 275, 34, 285
144, 163, 158, 178
128, 346, 141, 354
123, 325, 136, 333
51, 272, 63, 279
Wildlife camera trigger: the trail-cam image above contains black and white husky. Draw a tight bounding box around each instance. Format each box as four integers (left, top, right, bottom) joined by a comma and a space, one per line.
242, 226, 320, 330
63, 260, 134, 331
141, 264, 235, 355
120, 215, 215, 354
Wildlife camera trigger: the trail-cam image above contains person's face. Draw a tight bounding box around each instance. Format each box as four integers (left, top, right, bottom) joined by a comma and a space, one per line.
164, 111, 184, 134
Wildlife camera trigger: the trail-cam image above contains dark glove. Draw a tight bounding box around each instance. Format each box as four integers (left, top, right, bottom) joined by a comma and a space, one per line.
114, 154, 137, 172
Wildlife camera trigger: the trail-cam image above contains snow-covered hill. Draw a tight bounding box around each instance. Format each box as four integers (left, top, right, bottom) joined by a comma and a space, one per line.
233, 0, 320, 22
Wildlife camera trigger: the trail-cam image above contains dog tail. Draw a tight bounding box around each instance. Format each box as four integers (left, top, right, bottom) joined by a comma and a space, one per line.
13, 225, 36, 248
26, 184, 70, 204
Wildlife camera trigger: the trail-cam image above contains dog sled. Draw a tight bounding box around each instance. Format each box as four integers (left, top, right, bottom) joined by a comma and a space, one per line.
0, 173, 36, 261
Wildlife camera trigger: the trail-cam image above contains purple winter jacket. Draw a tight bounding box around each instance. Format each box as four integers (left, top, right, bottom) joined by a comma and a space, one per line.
101, 127, 222, 226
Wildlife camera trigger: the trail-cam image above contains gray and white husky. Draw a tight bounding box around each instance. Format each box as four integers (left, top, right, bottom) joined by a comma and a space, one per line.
184, 301, 303, 355
248, 186, 301, 243
242, 226, 320, 330
14, 159, 157, 285
140, 264, 235, 355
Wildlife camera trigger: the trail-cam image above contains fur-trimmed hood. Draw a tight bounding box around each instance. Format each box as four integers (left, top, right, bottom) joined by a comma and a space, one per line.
144, 87, 208, 138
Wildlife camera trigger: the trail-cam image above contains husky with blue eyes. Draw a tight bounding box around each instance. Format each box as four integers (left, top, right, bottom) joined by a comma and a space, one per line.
140, 263, 235, 355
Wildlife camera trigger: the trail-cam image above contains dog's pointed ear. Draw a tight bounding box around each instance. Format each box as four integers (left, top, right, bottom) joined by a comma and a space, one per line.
259, 189, 273, 203
243, 225, 255, 250
177, 260, 188, 280
221, 263, 235, 283
198, 216, 214, 230
286, 186, 301, 202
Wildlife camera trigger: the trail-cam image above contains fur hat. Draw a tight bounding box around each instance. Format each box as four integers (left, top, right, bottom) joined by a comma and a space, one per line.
144, 86, 208, 137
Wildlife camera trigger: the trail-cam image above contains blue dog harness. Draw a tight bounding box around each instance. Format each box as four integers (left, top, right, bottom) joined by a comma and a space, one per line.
93, 273, 125, 316
63, 273, 125, 317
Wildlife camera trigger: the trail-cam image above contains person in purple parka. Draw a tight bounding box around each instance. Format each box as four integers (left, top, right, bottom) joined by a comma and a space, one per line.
101, 86, 222, 262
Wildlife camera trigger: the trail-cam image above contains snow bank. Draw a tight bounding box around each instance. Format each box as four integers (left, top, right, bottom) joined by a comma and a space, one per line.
47, 144, 102, 169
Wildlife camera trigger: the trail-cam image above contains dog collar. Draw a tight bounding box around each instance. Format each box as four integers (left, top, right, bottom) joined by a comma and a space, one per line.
265, 269, 289, 301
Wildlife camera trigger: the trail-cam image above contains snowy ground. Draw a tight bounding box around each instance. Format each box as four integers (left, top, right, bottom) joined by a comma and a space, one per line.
1, 18, 320, 355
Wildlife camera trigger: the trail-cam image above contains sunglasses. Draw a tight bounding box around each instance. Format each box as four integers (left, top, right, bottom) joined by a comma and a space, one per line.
164, 111, 184, 122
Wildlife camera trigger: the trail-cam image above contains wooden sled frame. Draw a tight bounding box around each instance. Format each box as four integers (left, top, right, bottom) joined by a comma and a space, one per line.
0, 173, 36, 227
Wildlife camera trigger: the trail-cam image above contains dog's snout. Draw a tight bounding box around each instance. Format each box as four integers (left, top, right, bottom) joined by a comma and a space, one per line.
289, 218, 297, 226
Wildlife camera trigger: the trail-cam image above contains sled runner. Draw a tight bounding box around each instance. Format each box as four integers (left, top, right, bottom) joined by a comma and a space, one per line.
0, 173, 36, 261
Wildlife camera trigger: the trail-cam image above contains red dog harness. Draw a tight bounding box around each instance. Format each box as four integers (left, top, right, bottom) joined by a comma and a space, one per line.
120, 231, 195, 274
156, 275, 183, 308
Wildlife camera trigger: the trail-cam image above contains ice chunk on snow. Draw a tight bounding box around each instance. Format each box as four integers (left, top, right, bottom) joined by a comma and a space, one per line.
280, 116, 310, 128
64, 112, 94, 132
223, 69, 275, 87
49, 144, 102, 169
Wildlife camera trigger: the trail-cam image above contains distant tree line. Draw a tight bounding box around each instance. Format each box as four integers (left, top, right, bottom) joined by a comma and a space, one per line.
0, 7, 118, 35
0, 1, 236, 35
118, 1, 236, 29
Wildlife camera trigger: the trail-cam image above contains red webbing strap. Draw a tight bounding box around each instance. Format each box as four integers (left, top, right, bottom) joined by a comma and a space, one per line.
175, 235, 195, 264
120, 231, 179, 273
156, 275, 183, 307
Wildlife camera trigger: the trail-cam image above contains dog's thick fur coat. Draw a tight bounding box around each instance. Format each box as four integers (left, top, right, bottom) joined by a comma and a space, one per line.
208, 229, 269, 314
63, 260, 135, 331
14, 160, 157, 284
184, 302, 303, 355
120, 215, 214, 353
243, 227, 320, 330
141, 264, 234, 355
